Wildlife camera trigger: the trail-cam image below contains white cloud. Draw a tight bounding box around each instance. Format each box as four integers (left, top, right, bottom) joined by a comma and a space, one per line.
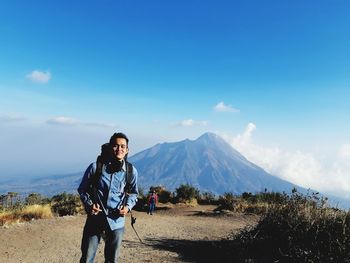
338, 144, 350, 159
0, 114, 26, 123
47, 116, 78, 126
84, 122, 118, 128
181, 119, 194, 126
222, 123, 350, 199
213, 101, 240, 113
47, 116, 117, 128
232, 122, 256, 146
177, 119, 208, 127
26, 70, 51, 83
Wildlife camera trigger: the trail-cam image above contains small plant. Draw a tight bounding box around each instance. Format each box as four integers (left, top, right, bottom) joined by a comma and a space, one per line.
159, 189, 172, 203
217, 192, 237, 211
25, 193, 45, 205
199, 191, 217, 205
175, 184, 200, 203
51, 192, 83, 216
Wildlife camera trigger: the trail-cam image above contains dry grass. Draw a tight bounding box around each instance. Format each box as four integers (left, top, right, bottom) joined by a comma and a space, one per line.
234, 200, 270, 214
0, 211, 18, 226
184, 198, 198, 207
0, 204, 53, 227
19, 204, 53, 220
224, 191, 350, 262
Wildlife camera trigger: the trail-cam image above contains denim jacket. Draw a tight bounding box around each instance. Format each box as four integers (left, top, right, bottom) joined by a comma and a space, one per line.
78, 161, 138, 230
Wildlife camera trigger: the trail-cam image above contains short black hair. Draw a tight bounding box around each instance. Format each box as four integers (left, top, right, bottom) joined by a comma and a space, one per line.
109, 132, 129, 146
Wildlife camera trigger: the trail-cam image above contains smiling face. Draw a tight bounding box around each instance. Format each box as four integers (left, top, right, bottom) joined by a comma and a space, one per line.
112, 137, 129, 161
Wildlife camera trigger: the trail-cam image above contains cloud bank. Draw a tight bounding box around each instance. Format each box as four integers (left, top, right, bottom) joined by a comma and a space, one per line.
222, 123, 350, 199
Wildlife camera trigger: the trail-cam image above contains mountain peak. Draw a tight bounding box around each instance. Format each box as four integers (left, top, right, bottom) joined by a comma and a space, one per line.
194, 132, 238, 154
129, 132, 299, 195
196, 132, 220, 142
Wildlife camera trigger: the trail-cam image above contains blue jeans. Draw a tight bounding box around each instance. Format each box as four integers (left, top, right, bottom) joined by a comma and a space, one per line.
80, 214, 125, 263
148, 203, 155, 214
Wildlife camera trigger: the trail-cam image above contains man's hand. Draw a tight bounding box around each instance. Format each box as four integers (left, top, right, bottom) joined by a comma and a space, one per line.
118, 205, 129, 217
91, 203, 102, 215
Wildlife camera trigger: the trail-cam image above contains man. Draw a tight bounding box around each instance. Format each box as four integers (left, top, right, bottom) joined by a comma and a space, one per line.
147, 190, 158, 215
78, 132, 138, 263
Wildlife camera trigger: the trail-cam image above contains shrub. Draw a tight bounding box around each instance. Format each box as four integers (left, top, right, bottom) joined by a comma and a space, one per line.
241, 192, 254, 200
148, 186, 173, 203
159, 189, 172, 203
217, 192, 237, 211
25, 193, 44, 205
198, 191, 217, 205
154, 187, 173, 203
228, 191, 350, 262
255, 191, 289, 205
51, 192, 83, 216
175, 184, 200, 202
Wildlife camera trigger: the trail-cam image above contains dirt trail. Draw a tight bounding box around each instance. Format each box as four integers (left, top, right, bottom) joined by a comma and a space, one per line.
0, 204, 258, 263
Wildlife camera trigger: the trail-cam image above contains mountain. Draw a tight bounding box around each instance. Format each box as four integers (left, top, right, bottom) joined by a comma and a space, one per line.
2, 132, 350, 209
129, 132, 301, 195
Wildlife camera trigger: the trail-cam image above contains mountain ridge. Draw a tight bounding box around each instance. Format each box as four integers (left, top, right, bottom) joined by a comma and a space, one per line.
1, 132, 350, 209
130, 132, 300, 195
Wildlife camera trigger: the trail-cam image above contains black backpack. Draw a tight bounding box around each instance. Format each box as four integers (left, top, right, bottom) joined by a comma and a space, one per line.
88, 143, 133, 202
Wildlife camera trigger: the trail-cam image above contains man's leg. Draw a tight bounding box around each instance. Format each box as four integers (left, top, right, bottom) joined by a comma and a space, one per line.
150, 203, 155, 215
80, 223, 101, 263
104, 227, 125, 263
80, 216, 103, 263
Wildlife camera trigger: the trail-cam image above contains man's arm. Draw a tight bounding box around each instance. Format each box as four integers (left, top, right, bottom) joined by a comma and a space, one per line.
125, 166, 139, 211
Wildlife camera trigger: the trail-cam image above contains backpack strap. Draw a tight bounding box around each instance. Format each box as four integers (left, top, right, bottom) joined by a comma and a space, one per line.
125, 161, 133, 193
89, 159, 133, 204
93, 156, 104, 186
91, 159, 133, 189
88, 156, 103, 204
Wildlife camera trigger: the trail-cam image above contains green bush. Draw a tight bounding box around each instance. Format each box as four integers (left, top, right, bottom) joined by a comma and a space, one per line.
25, 193, 48, 205
175, 184, 200, 202
217, 192, 237, 210
147, 186, 173, 203
158, 189, 172, 203
198, 191, 217, 205
51, 192, 82, 216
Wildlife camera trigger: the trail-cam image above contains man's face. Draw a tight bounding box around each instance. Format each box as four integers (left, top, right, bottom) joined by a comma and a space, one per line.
112, 138, 128, 161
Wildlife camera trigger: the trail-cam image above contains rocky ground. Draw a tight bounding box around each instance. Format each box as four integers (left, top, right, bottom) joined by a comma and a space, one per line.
0, 204, 259, 263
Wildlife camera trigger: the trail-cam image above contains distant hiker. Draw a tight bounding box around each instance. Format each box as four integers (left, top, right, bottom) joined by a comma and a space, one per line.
147, 190, 158, 215
77, 132, 138, 263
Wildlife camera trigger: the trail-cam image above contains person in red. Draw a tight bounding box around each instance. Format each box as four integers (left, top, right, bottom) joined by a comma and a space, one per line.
147, 190, 158, 215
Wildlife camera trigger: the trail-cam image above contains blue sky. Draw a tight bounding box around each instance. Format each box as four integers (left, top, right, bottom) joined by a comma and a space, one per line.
1, 1, 350, 199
